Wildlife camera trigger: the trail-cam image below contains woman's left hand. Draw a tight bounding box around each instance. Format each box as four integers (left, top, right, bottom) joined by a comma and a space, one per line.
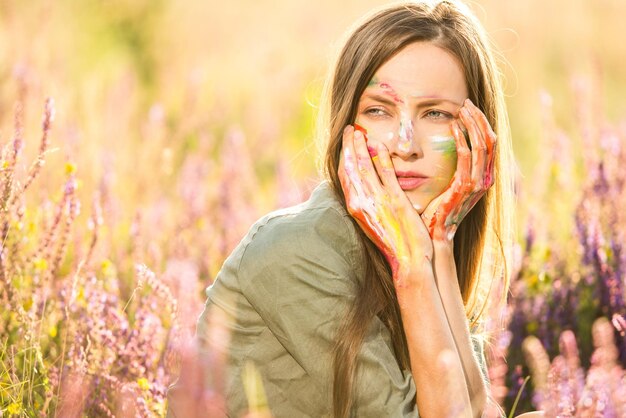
422, 99, 497, 243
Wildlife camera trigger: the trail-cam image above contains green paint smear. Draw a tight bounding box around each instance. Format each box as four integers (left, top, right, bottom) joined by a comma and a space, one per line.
367, 76, 379, 87
432, 136, 457, 156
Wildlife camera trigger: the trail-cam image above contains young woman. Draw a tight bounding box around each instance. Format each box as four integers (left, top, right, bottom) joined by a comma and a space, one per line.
168, 1, 516, 417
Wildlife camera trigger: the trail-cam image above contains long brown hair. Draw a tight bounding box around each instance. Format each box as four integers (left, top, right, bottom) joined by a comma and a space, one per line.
315, 1, 516, 416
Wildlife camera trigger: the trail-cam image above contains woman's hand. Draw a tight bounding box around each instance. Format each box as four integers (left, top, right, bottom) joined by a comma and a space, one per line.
421, 99, 497, 243
338, 125, 432, 283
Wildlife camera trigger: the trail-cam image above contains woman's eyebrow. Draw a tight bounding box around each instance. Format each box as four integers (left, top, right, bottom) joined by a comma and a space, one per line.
360, 93, 398, 107
363, 93, 463, 108
414, 97, 464, 108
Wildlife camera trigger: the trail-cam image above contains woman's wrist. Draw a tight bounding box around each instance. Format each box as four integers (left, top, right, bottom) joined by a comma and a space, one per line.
432, 237, 462, 294
393, 253, 436, 295
432, 236, 454, 255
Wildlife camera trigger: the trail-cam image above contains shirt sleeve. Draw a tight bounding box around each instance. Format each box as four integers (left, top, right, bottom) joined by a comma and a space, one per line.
237, 206, 419, 417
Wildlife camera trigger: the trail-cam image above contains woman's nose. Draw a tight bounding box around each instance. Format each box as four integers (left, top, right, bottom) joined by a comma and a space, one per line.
388, 118, 424, 159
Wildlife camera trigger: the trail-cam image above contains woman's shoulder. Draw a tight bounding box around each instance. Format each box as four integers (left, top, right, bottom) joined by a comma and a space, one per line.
235, 180, 365, 284
243, 181, 353, 245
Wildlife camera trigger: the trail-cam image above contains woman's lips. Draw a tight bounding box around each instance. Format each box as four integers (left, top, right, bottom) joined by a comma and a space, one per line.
395, 170, 429, 190
396, 176, 429, 190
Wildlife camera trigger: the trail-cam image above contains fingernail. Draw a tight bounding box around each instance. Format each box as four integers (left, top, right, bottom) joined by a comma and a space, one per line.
465, 98, 474, 106
343, 125, 352, 135
354, 130, 363, 140
461, 107, 471, 117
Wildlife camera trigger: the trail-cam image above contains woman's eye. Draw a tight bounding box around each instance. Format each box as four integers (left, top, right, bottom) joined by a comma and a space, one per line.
424, 110, 451, 119
364, 107, 389, 118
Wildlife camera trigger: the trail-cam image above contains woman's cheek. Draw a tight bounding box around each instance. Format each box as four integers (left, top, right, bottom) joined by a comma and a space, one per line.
428, 135, 458, 191
442, 150, 458, 182
429, 134, 457, 158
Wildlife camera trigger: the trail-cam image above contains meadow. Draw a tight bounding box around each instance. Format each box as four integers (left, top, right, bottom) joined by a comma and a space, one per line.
1, 0, 625, 416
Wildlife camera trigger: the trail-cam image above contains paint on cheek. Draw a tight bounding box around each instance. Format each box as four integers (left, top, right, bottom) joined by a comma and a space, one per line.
430, 135, 457, 156
431, 136, 458, 182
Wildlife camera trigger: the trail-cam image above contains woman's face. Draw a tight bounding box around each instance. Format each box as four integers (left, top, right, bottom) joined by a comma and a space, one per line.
355, 41, 468, 213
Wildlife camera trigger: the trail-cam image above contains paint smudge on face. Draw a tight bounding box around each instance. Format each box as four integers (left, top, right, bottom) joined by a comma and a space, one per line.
430, 135, 457, 156
398, 111, 413, 153
379, 82, 405, 104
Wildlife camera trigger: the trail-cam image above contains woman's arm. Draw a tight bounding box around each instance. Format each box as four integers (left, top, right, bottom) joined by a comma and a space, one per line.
424, 98, 498, 416
395, 254, 474, 418
432, 240, 487, 415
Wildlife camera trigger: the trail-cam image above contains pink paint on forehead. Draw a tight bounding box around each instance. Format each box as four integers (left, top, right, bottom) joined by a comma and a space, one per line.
378, 82, 405, 104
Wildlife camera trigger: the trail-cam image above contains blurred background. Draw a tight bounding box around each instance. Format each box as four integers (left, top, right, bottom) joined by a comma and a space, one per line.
2, 0, 626, 245
1, 0, 625, 416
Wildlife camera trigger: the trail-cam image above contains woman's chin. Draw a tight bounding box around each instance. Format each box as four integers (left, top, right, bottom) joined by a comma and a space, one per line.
412, 204, 426, 215
407, 192, 444, 218
407, 196, 427, 215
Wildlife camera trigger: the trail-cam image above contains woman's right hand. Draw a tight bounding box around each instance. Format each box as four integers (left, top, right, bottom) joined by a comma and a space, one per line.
337, 125, 433, 284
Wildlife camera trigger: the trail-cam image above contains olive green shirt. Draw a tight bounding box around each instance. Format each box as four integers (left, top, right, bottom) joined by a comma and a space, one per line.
167, 180, 488, 417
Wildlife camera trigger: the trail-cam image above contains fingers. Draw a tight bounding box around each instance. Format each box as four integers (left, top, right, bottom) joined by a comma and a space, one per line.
341, 125, 364, 197
370, 142, 402, 198
338, 150, 359, 215
341, 126, 377, 197
465, 99, 497, 188
421, 193, 444, 224
458, 100, 487, 192
352, 128, 383, 195
340, 125, 384, 238
341, 126, 376, 217
371, 142, 421, 242
451, 118, 472, 194
339, 159, 374, 234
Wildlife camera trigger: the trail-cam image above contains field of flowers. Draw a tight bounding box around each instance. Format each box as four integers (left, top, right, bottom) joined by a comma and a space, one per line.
1, 0, 625, 416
